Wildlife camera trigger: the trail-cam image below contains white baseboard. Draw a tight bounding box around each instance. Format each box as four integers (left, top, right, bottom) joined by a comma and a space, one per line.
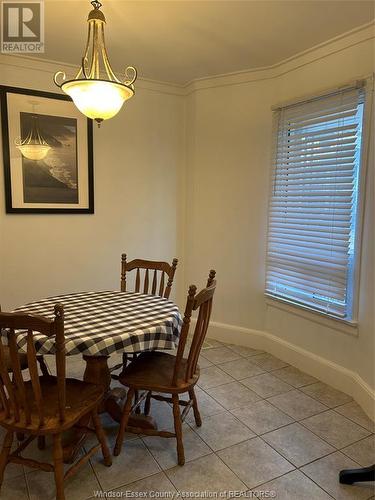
203, 320, 375, 421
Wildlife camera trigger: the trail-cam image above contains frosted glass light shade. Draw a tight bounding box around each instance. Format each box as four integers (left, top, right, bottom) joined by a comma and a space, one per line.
16, 144, 51, 161
61, 79, 134, 123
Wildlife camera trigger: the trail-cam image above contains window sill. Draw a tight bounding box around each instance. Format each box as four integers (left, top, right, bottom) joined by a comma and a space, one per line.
265, 294, 359, 337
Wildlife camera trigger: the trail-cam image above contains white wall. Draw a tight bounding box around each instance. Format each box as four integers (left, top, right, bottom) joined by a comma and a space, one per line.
184, 80, 273, 331
0, 57, 184, 310
182, 25, 375, 414
266, 38, 375, 392
0, 24, 374, 416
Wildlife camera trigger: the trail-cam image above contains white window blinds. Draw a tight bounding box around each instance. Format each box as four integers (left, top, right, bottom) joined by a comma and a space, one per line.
266, 85, 366, 320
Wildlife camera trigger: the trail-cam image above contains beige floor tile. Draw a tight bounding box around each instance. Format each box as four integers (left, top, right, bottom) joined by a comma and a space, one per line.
300, 382, 353, 408
206, 381, 260, 410
272, 366, 318, 387
91, 438, 161, 491
146, 399, 175, 430
249, 469, 332, 500
218, 358, 265, 380
184, 387, 226, 422
302, 410, 371, 448
142, 424, 211, 469
20, 434, 55, 463
27, 347, 374, 500
166, 453, 247, 494
342, 435, 375, 467
241, 373, 293, 398
193, 411, 255, 451
197, 355, 213, 368
262, 422, 335, 467
0, 427, 27, 464
198, 366, 235, 390
1, 456, 24, 481
251, 353, 289, 371
1, 474, 29, 500
20, 435, 87, 473
84, 412, 138, 451
335, 401, 375, 432
231, 399, 293, 435
227, 344, 264, 357
218, 437, 294, 489
112, 471, 177, 494
27, 462, 100, 500
203, 338, 224, 349
267, 389, 328, 420
201, 346, 242, 364
302, 451, 374, 500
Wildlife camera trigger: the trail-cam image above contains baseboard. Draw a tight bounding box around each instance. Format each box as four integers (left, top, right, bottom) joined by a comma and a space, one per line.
202, 320, 375, 421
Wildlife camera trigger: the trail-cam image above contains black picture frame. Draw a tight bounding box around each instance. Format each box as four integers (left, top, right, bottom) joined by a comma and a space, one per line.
0, 85, 94, 214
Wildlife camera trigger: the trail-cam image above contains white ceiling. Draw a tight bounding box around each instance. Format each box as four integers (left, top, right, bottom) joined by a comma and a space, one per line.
43, 0, 374, 85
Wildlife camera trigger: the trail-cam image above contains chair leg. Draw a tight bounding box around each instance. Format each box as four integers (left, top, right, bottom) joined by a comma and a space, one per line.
189, 388, 202, 427
91, 410, 112, 466
114, 387, 134, 456
52, 433, 65, 500
38, 436, 46, 450
144, 391, 152, 416
0, 431, 13, 487
172, 394, 185, 466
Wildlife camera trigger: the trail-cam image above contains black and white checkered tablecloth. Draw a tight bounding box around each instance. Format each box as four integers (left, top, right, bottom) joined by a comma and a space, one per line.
13, 291, 182, 357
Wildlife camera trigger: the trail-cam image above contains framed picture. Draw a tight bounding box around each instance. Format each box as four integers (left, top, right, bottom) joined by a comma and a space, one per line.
0, 86, 94, 213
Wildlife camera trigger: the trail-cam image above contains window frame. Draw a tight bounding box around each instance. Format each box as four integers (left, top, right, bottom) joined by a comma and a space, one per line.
265, 78, 373, 325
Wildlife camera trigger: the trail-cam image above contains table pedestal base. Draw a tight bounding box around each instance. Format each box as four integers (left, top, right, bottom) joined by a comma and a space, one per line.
62, 355, 156, 463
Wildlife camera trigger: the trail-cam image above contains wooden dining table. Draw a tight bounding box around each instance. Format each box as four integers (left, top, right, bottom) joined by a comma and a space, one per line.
14, 290, 183, 462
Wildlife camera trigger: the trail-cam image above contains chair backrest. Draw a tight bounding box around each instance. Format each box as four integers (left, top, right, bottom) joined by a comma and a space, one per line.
0, 304, 65, 428
173, 270, 216, 385
121, 254, 178, 299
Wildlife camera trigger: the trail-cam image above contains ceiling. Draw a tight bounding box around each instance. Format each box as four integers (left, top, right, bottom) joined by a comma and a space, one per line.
42, 0, 374, 85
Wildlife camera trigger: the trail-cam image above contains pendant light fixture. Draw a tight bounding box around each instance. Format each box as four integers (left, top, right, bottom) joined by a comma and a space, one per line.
15, 114, 51, 161
54, 0, 137, 126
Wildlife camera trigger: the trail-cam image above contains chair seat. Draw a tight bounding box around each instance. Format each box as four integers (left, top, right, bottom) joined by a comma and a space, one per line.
2, 345, 28, 372
119, 351, 199, 393
0, 376, 103, 433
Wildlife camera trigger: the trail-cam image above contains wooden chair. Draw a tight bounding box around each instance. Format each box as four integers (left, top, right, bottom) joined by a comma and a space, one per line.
113, 270, 217, 466
0, 305, 50, 447
112, 254, 179, 383
0, 305, 49, 378
0, 304, 112, 500
120, 254, 178, 298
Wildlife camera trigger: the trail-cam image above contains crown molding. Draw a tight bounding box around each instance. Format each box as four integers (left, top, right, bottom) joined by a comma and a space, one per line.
183, 20, 375, 93
1, 20, 373, 95
0, 54, 185, 96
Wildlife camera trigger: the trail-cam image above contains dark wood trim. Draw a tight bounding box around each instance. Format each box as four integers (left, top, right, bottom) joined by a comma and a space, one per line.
0, 85, 94, 214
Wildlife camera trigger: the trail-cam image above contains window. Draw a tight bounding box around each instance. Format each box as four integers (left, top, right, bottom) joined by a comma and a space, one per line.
266, 84, 368, 321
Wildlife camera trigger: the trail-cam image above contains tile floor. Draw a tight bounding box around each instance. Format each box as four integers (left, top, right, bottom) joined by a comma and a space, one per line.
1, 339, 374, 500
